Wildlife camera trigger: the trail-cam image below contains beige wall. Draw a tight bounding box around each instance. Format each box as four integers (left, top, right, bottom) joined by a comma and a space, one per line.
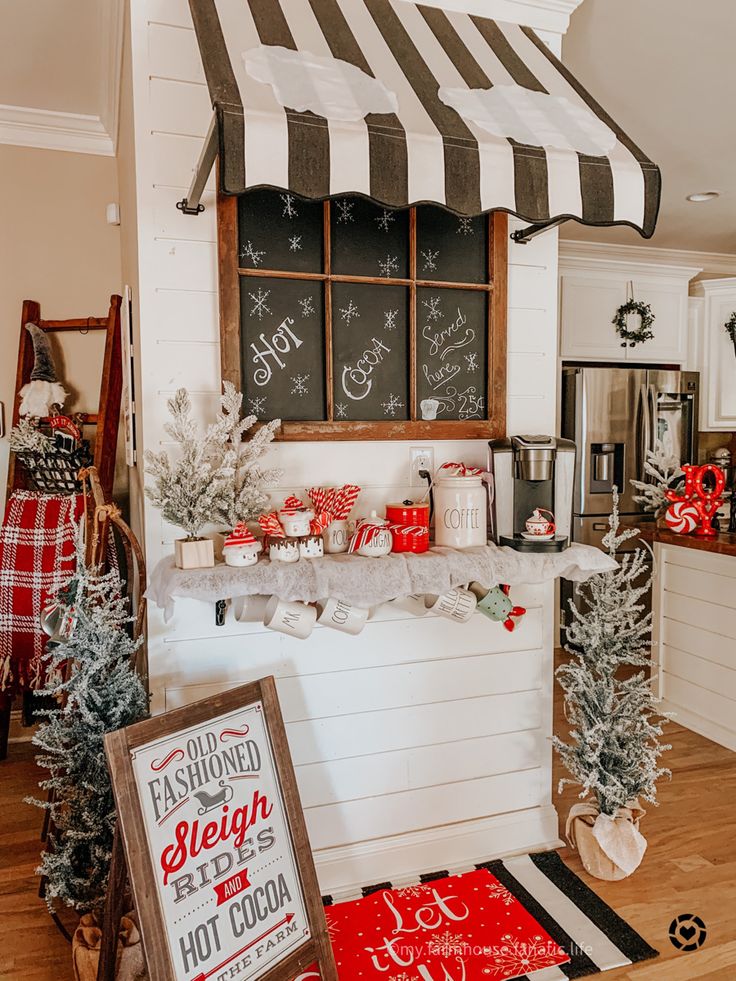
0, 144, 122, 509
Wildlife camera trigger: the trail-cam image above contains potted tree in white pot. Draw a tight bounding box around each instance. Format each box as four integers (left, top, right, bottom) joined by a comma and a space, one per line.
145, 388, 230, 568
554, 490, 671, 880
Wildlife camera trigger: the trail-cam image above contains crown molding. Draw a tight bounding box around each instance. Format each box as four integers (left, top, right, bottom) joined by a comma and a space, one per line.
691, 277, 736, 297
99, 0, 124, 153
0, 104, 114, 155
559, 239, 736, 277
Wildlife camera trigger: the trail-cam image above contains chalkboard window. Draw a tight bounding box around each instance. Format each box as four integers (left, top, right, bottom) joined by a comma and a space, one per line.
218, 191, 507, 440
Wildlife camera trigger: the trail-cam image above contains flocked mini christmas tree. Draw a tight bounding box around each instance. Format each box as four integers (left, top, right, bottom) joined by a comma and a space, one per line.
207, 381, 281, 529
29, 548, 148, 914
145, 387, 231, 540
630, 439, 684, 517
553, 490, 670, 818
145, 383, 280, 538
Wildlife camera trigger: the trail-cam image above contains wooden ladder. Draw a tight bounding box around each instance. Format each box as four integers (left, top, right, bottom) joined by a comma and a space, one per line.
7, 294, 124, 501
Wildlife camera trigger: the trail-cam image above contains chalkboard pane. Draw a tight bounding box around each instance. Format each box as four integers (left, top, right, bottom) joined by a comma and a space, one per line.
331, 197, 409, 279
332, 282, 409, 421
416, 206, 487, 284
240, 278, 326, 421
416, 288, 487, 421
238, 189, 323, 273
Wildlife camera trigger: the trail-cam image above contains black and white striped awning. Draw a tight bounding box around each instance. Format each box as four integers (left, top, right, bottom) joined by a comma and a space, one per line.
184, 0, 660, 239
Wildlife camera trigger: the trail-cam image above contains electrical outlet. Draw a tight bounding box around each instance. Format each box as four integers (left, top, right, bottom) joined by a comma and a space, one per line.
409, 446, 435, 487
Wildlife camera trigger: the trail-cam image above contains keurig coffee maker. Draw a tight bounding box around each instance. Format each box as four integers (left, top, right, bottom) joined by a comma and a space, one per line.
488, 435, 576, 552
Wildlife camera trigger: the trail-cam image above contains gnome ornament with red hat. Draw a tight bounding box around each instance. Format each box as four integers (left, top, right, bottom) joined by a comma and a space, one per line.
222, 523, 262, 567
19, 323, 68, 418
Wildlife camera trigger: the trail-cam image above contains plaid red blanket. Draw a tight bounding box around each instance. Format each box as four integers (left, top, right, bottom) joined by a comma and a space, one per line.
0, 490, 83, 695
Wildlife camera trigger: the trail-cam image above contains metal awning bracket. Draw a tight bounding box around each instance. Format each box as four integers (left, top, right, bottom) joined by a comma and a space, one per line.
177, 113, 218, 216
510, 218, 567, 244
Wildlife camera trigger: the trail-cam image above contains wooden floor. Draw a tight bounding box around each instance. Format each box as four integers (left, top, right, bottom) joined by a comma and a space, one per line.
2, 698, 736, 978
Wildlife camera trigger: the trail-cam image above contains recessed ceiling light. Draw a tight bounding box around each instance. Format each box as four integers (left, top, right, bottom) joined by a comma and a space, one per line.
686, 191, 720, 202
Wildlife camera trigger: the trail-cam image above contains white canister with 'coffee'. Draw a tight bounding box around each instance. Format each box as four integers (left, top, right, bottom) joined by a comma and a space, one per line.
434, 473, 487, 548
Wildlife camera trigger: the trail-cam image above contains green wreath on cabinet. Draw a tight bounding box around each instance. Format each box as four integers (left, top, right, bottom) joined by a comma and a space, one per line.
612, 298, 655, 348
725, 311, 736, 355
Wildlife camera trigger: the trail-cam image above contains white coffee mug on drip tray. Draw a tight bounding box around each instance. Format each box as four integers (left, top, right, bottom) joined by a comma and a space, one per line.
263, 597, 316, 639
317, 597, 369, 635
424, 587, 477, 623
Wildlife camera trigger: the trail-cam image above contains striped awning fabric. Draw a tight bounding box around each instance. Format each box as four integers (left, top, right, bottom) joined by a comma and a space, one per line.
189, 0, 661, 237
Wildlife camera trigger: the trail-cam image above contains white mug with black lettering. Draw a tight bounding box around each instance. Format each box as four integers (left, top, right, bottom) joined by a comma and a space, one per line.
434, 473, 487, 548
316, 597, 369, 635
323, 518, 351, 554
263, 597, 317, 639
424, 587, 477, 622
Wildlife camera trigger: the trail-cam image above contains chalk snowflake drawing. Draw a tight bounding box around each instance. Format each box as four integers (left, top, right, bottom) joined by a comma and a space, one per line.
421, 248, 439, 273
247, 396, 267, 417
375, 208, 395, 232
249, 288, 271, 320
340, 299, 360, 325
483, 934, 564, 977
239, 240, 266, 267
465, 351, 479, 371
335, 199, 355, 224
290, 374, 310, 397
457, 216, 474, 235
378, 254, 399, 277
298, 295, 315, 318
486, 881, 515, 906
383, 309, 399, 331
429, 931, 466, 957
335, 402, 348, 418
381, 393, 404, 417
422, 295, 443, 321
280, 193, 298, 218
288, 234, 303, 252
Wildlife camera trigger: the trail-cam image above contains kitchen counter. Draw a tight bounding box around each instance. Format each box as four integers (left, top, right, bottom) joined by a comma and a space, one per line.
651, 526, 736, 558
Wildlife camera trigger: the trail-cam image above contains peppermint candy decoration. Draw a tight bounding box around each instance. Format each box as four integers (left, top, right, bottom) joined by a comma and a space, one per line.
665, 501, 699, 534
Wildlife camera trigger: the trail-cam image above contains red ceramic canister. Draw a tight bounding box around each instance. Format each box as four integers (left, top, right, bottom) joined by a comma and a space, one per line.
386, 500, 430, 553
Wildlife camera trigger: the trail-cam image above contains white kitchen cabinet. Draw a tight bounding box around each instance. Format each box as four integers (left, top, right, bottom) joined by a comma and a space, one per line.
691, 278, 736, 430
559, 256, 701, 364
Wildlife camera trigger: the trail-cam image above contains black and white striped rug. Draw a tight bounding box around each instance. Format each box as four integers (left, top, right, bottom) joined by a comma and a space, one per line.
322, 851, 658, 979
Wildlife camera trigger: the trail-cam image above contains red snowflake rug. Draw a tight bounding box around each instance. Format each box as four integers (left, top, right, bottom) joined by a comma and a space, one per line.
323, 868, 568, 981
298, 853, 657, 981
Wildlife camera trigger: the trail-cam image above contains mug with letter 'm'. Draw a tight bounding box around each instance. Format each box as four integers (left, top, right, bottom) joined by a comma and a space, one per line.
263, 597, 317, 639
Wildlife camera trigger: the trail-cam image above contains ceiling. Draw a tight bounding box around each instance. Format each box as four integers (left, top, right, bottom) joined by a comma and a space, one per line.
561, 0, 736, 253
0, 0, 119, 154
0, 0, 733, 252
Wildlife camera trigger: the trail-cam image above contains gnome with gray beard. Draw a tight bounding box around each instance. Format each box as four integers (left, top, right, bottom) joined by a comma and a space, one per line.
19, 323, 68, 418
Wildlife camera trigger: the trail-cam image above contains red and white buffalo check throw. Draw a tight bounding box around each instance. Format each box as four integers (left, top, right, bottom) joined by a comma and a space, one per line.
0, 490, 83, 694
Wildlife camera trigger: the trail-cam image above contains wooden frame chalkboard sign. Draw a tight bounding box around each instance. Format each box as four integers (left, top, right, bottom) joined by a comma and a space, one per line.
100, 677, 337, 981
218, 189, 507, 440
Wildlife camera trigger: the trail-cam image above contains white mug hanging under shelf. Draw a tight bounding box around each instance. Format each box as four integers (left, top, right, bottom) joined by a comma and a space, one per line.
434, 463, 487, 549
263, 597, 316, 639
424, 587, 477, 623
317, 597, 370, 635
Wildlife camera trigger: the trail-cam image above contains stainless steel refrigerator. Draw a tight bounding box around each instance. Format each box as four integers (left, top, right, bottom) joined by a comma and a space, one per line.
560, 365, 699, 629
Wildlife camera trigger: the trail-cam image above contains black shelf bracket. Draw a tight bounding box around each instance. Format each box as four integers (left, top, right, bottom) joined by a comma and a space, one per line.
510, 218, 566, 245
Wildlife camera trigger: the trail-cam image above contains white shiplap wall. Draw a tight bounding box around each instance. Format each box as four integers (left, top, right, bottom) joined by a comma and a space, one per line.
124, 0, 561, 892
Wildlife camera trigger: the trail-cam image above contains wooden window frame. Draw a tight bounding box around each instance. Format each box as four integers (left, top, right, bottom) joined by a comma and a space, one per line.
217, 191, 508, 441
